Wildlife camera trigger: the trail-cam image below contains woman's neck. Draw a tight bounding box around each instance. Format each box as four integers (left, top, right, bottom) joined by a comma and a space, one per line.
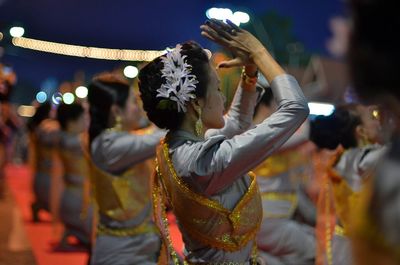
178, 120, 197, 136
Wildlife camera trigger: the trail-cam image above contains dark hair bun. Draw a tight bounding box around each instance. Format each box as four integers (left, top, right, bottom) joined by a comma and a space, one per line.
139, 41, 209, 131
57, 103, 84, 130
310, 104, 361, 149
88, 72, 130, 143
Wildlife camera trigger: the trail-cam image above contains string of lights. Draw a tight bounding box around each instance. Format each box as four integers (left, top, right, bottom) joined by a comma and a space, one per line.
12, 37, 166, 61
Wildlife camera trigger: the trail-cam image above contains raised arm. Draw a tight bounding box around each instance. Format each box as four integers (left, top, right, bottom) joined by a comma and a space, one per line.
91, 129, 165, 173
179, 75, 308, 195
201, 19, 289, 140
206, 75, 308, 194
205, 76, 259, 139
194, 20, 309, 194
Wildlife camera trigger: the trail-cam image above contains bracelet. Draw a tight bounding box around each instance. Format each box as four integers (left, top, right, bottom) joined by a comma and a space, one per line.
241, 69, 258, 86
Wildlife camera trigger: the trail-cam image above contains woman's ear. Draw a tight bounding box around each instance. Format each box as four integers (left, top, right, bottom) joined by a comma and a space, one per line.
110, 105, 122, 118
192, 98, 206, 109
355, 124, 365, 139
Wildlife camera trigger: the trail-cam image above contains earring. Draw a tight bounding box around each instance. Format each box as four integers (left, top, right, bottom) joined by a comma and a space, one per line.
108, 115, 122, 132
195, 108, 203, 137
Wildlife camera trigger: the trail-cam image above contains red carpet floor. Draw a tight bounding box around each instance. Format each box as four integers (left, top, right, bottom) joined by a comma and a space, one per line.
5, 163, 184, 265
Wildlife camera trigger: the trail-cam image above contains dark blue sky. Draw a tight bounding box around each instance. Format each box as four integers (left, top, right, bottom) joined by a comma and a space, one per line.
0, 0, 346, 103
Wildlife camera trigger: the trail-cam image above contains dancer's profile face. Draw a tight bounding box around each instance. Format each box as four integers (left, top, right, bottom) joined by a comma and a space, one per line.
121, 89, 141, 130
200, 63, 226, 129
357, 105, 383, 144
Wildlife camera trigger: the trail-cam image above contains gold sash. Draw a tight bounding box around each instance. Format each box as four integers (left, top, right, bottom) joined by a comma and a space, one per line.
253, 148, 307, 178
329, 167, 361, 235
59, 149, 87, 179
153, 139, 262, 264
29, 133, 53, 175
350, 177, 400, 264
81, 134, 153, 222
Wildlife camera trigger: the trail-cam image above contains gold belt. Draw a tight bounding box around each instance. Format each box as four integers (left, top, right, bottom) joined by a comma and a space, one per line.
184, 245, 259, 265
97, 221, 158, 237
184, 261, 254, 265
261, 192, 297, 201
261, 192, 298, 219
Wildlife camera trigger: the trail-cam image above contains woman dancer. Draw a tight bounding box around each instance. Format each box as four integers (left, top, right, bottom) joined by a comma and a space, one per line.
27, 102, 60, 222
56, 102, 93, 252
138, 19, 309, 264
310, 104, 386, 265
87, 73, 164, 265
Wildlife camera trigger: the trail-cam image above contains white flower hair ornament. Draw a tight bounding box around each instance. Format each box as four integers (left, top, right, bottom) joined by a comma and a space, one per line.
156, 44, 199, 113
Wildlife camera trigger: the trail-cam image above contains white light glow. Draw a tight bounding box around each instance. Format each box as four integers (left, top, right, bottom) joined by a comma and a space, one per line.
233, 11, 250, 23
206, 7, 232, 21
62, 92, 75, 104
308, 102, 335, 116
206, 7, 219, 19
52, 92, 63, 105
75, 86, 88, 98
123, 65, 138, 78
205, 8, 250, 26
230, 16, 241, 26
36, 91, 47, 103
9, 26, 25, 38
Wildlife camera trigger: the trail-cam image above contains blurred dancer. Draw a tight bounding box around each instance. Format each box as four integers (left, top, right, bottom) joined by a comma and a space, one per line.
253, 76, 315, 265
87, 73, 164, 265
55, 102, 93, 253
27, 102, 60, 222
310, 104, 386, 265
0, 64, 18, 199
347, 0, 400, 264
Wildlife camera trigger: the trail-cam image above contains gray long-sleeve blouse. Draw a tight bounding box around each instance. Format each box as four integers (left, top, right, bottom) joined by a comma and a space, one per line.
167, 74, 309, 263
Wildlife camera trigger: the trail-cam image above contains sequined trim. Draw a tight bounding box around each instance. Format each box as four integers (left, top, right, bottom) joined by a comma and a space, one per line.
334, 225, 346, 237
160, 141, 229, 214
161, 141, 258, 215
154, 139, 262, 254
152, 169, 181, 265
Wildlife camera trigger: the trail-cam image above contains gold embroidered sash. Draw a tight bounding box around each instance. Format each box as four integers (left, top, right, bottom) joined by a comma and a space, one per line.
29, 133, 53, 175
350, 177, 400, 264
81, 134, 153, 222
253, 148, 308, 178
153, 139, 262, 264
59, 149, 87, 179
328, 167, 361, 234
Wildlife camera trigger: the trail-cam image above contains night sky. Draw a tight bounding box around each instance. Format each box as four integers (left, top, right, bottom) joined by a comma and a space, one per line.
0, 0, 346, 103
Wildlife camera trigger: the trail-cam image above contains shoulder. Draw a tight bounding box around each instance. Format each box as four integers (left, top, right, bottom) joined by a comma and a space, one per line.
170, 135, 227, 176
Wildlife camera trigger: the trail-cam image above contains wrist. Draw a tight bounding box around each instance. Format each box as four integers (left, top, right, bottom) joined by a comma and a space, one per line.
241, 68, 258, 91
244, 65, 258, 77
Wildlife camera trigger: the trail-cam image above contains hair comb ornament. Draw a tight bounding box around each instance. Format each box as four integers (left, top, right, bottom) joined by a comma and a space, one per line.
156, 44, 199, 112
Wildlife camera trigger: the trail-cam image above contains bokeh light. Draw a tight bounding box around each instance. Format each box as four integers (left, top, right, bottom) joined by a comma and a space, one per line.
36, 91, 47, 103
75, 86, 88, 98
123, 65, 138, 78
10, 26, 25, 37
62, 92, 75, 104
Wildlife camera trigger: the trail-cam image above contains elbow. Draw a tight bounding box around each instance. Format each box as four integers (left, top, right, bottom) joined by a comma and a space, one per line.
300, 102, 310, 119
288, 100, 309, 121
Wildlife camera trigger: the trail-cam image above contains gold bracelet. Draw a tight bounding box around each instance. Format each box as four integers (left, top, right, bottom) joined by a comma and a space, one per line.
241, 69, 258, 86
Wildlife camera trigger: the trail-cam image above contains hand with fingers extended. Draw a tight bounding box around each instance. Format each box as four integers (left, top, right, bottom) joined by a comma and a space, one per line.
200, 19, 266, 68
